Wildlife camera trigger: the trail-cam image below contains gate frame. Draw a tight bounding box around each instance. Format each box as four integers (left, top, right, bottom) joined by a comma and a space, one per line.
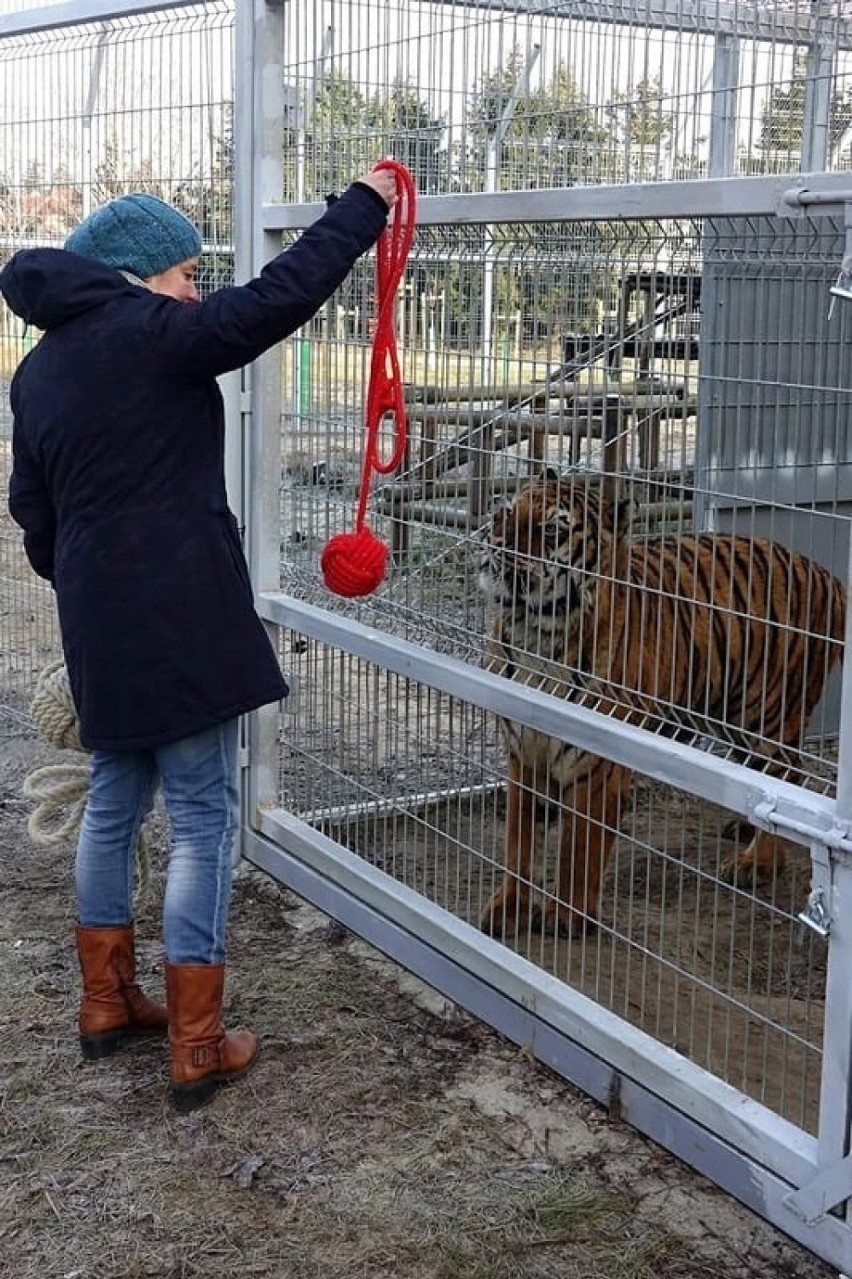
238, 1, 852, 1269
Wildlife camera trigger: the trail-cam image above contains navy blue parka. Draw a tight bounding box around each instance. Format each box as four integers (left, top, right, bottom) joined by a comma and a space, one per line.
1, 181, 389, 750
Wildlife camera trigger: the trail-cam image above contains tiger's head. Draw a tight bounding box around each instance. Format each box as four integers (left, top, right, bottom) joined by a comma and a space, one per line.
479, 475, 628, 623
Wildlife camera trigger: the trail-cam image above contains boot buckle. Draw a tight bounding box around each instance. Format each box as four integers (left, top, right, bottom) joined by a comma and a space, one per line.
191, 1044, 218, 1068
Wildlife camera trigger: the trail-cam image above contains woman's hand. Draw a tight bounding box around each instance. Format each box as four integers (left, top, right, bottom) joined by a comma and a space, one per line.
356, 165, 400, 210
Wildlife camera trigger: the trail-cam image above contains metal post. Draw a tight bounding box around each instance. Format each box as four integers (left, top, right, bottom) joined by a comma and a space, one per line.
802, 8, 837, 173
808, 198, 852, 1233
292, 25, 334, 428
707, 33, 739, 178
481, 43, 539, 371
835, 296, 852, 822
237, 0, 287, 849
80, 26, 108, 217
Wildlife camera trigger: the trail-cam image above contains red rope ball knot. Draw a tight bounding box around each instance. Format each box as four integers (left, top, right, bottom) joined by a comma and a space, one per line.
320, 527, 389, 597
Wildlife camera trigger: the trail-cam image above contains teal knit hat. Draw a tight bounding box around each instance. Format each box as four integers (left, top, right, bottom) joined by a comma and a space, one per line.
64, 193, 202, 278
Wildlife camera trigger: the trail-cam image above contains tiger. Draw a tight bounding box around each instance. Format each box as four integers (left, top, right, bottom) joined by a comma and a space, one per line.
478, 474, 846, 938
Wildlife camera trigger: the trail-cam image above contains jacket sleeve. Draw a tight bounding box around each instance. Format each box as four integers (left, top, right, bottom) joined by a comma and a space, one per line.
8, 395, 56, 584
145, 182, 390, 379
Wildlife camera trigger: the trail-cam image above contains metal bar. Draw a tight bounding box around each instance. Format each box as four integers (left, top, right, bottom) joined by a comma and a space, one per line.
802, 38, 836, 174
262, 174, 852, 231
787, 1151, 852, 1226
804, 855, 852, 1217
707, 34, 739, 178
835, 470, 852, 822
0, 0, 208, 37
481, 42, 540, 366
416, 0, 852, 48
297, 780, 503, 828
227, 0, 256, 532
79, 24, 108, 218
256, 595, 848, 848
5, 0, 834, 45
784, 853, 852, 1222
233, 0, 254, 288
243, 0, 286, 835
4, 0, 845, 45
229, 0, 254, 860
786, 188, 852, 207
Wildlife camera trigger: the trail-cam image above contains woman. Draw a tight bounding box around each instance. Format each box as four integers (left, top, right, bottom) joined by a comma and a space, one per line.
1, 167, 398, 1112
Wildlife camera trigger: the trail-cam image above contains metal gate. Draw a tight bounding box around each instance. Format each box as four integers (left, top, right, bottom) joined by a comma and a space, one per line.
239, 1, 852, 1269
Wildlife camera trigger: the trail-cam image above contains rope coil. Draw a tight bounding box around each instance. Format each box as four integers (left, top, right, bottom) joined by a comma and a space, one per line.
23, 660, 151, 902
321, 160, 417, 597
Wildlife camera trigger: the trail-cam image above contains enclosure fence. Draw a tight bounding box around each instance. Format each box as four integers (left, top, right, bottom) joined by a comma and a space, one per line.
4, 0, 852, 1269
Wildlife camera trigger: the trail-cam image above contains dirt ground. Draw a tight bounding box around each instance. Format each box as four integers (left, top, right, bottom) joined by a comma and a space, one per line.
0, 725, 841, 1279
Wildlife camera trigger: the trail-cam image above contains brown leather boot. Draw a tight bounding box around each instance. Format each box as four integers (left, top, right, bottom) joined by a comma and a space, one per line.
76, 924, 168, 1061
165, 962, 258, 1113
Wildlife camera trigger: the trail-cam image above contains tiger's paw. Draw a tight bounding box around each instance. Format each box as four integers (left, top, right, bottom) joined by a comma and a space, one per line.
719, 851, 769, 888
549, 906, 598, 939
480, 885, 531, 938
481, 886, 590, 939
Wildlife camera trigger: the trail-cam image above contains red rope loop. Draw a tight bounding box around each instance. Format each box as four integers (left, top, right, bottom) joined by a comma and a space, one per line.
321, 161, 416, 597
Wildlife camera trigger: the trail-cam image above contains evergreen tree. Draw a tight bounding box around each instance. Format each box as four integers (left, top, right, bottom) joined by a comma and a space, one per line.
365, 79, 447, 195
465, 48, 610, 191
463, 50, 615, 347
756, 52, 852, 169
606, 74, 678, 180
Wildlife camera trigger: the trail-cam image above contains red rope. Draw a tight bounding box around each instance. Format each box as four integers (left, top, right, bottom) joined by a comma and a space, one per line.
321, 161, 417, 597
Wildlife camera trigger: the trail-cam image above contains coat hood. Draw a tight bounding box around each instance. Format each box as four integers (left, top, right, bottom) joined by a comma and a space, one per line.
0, 248, 141, 331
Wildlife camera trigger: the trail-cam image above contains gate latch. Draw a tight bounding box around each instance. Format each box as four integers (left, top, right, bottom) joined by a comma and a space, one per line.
798, 842, 834, 940
799, 886, 831, 939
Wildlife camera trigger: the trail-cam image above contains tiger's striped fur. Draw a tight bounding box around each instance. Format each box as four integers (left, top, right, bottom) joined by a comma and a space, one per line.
479, 476, 846, 937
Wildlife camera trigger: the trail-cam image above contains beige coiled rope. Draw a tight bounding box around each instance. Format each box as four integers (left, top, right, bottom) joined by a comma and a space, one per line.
24, 660, 151, 903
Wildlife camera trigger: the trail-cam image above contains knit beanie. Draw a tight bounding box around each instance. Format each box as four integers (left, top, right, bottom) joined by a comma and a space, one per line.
64, 193, 202, 279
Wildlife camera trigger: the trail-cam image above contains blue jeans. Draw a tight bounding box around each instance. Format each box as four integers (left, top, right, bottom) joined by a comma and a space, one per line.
75, 718, 240, 964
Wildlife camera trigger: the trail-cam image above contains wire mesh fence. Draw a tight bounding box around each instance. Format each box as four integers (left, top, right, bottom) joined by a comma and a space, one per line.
0, 1, 234, 268
273, 0, 852, 197
0, 0, 235, 738
269, 200, 850, 1137
275, 626, 827, 1133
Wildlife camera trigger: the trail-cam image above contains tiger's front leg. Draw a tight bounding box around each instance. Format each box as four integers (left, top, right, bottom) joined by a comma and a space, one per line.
720, 829, 793, 886
481, 754, 537, 938
553, 759, 630, 935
